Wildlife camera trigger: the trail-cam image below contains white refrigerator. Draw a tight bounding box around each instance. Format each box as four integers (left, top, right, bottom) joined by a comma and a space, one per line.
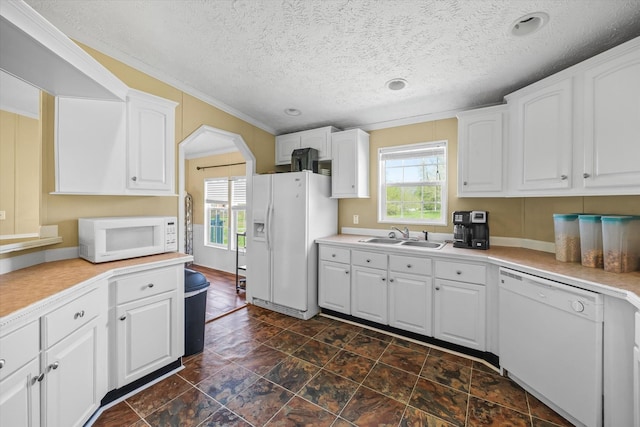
247, 171, 337, 319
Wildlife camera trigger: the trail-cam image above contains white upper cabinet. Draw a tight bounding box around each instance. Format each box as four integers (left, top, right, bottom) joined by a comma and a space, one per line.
126, 89, 177, 193
457, 105, 507, 197
55, 89, 177, 195
331, 128, 370, 198
502, 36, 640, 197
507, 78, 574, 192
275, 126, 338, 165
582, 45, 640, 190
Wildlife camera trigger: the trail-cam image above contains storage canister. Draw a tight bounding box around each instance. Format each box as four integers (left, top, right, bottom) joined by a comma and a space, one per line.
578, 215, 603, 268
553, 214, 581, 262
602, 216, 640, 273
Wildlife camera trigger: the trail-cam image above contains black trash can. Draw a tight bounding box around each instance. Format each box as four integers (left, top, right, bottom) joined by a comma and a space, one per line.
184, 269, 210, 357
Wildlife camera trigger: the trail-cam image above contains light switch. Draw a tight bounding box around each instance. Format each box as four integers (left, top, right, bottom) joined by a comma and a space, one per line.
0, 211, 5, 220
353, 215, 359, 224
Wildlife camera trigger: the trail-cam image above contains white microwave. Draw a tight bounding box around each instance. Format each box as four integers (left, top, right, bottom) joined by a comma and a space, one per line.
78, 216, 178, 263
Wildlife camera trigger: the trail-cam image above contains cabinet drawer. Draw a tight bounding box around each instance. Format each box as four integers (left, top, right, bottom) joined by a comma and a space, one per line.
0, 321, 39, 381
114, 266, 178, 305
435, 260, 486, 284
389, 255, 432, 276
319, 245, 350, 264
43, 286, 103, 347
352, 250, 387, 269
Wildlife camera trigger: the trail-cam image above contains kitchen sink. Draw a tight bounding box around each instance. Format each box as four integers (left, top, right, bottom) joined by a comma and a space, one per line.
399, 240, 445, 249
359, 237, 404, 244
358, 237, 445, 250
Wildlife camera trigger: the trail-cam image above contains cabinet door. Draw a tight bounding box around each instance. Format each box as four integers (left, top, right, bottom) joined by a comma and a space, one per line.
126, 89, 176, 193
55, 97, 126, 194
43, 319, 104, 427
583, 48, 640, 189
275, 133, 300, 165
115, 291, 179, 388
331, 129, 369, 198
300, 129, 330, 160
434, 279, 486, 350
0, 358, 40, 427
351, 266, 387, 324
318, 260, 351, 314
389, 272, 432, 336
457, 107, 505, 196
509, 78, 573, 192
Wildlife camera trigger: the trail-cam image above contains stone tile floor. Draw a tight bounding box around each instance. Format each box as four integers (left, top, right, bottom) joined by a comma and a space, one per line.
93, 304, 574, 427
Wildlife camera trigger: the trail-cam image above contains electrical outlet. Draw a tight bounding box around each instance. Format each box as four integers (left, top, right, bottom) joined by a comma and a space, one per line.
353, 214, 359, 224
0, 211, 5, 220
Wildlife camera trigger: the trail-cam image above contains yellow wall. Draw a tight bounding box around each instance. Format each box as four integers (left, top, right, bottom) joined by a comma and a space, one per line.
186, 151, 245, 225
0, 109, 40, 236
5, 41, 640, 259
338, 119, 640, 243
2, 43, 275, 257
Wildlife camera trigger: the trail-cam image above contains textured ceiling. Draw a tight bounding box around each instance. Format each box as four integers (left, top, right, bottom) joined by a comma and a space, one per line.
24, 0, 640, 135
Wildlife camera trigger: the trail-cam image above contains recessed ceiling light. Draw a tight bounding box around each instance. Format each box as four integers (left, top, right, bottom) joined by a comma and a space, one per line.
511, 12, 549, 37
386, 78, 408, 91
284, 108, 301, 116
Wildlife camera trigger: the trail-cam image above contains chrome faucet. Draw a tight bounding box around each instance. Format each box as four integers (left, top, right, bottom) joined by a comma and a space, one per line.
391, 226, 410, 239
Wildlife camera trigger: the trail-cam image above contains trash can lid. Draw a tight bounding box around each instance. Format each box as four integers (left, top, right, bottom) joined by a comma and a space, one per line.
184, 269, 210, 292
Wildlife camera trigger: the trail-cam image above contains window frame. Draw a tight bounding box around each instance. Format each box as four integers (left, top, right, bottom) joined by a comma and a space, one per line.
204, 177, 229, 248
378, 140, 448, 226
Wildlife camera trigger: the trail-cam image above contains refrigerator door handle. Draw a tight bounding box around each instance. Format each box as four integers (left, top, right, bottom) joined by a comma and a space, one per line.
265, 203, 272, 251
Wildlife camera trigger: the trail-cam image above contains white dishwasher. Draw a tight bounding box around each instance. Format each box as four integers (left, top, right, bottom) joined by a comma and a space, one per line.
499, 267, 603, 427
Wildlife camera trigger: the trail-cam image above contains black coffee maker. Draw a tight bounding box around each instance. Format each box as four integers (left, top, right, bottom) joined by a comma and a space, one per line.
452, 210, 489, 249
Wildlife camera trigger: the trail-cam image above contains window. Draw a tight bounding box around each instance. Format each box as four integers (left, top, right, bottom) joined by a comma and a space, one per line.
204, 177, 246, 249
378, 141, 447, 225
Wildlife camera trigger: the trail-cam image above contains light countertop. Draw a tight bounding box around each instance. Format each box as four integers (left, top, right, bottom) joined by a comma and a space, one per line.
0, 252, 193, 319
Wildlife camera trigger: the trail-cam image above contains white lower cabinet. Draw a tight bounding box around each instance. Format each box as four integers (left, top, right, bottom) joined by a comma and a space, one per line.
319, 261, 351, 314
433, 279, 486, 351
43, 318, 105, 427
351, 266, 388, 324
0, 282, 107, 427
0, 358, 40, 427
318, 245, 351, 314
111, 265, 183, 388
388, 254, 432, 336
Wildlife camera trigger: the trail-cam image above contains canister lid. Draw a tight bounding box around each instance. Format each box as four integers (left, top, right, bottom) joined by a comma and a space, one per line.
553, 213, 579, 220
578, 214, 602, 222
601, 215, 637, 223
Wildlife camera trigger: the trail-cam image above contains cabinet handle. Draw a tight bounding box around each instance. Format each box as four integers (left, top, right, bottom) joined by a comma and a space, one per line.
463, 181, 468, 186
74, 310, 85, 319
406, 264, 412, 268
345, 271, 349, 275
351, 185, 355, 188
31, 373, 45, 385
332, 254, 336, 257
366, 259, 371, 263
0, 359, 4, 369
389, 278, 394, 283
381, 277, 386, 282
48, 361, 59, 371
435, 286, 440, 290
147, 283, 154, 288
583, 173, 591, 178
456, 270, 462, 275
120, 315, 127, 321
131, 176, 137, 181
560, 174, 568, 180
